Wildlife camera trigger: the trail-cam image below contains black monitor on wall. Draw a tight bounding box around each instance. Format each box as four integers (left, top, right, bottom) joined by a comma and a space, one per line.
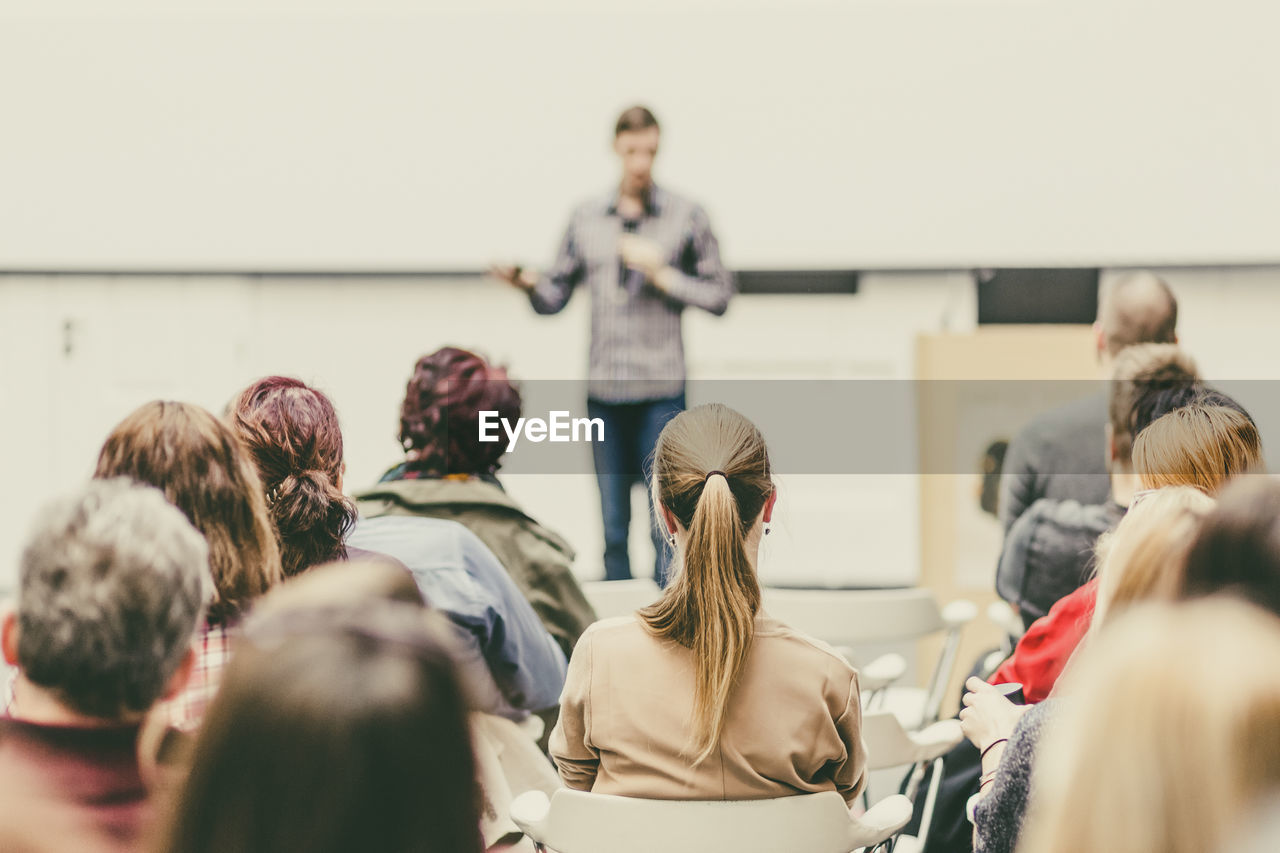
976, 268, 1100, 325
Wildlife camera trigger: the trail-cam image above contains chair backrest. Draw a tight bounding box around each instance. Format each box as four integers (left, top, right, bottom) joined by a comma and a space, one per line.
761, 587, 944, 647
861, 712, 964, 771
581, 578, 663, 622
514, 788, 872, 853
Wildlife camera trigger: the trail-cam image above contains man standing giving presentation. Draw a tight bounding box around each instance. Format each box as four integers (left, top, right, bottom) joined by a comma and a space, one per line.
492, 105, 735, 585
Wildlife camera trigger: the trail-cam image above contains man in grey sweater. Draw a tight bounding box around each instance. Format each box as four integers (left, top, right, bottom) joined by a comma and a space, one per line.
999, 272, 1179, 531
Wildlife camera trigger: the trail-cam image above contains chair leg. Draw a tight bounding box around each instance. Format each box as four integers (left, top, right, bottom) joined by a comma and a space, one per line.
914, 755, 946, 849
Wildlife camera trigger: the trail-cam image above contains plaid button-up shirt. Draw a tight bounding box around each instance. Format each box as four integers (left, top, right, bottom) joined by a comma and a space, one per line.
529, 184, 735, 403
163, 620, 235, 732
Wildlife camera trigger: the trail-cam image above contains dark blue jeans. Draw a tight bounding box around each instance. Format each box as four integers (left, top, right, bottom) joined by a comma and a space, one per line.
587, 394, 685, 585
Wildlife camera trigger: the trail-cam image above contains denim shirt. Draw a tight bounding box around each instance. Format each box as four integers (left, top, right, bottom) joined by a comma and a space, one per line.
347, 515, 568, 716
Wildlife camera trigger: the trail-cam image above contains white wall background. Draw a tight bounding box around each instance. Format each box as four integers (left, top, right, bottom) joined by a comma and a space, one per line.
1, 0, 1277, 269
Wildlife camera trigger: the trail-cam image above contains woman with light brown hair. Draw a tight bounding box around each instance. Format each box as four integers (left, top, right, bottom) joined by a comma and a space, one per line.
1019, 598, 1280, 853
550, 403, 867, 802
94, 400, 283, 730
1133, 402, 1263, 493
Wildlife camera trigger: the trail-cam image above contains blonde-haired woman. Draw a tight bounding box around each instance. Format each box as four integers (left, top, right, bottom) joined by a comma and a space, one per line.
1088, 486, 1215, 628
961, 486, 1214, 853
550, 403, 867, 802
1020, 598, 1280, 853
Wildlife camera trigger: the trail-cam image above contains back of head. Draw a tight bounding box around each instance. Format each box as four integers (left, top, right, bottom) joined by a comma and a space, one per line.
1182, 476, 1280, 619
1091, 486, 1214, 629
639, 403, 773, 764
16, 479, 207, 719
94, 400, 282, 625
163, 601, 481, 853
978, 439, 1008, 518
230, 377, 357, 577
1099, 271, 1178, 357
398, 347, 521, 476
1134, 404, 1263, 494
1107, 343, 1199, 462
1023, 598, 1280, 853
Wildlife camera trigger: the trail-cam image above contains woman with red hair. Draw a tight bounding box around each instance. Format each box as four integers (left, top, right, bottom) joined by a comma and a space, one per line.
357, 347, 596, 657
230, 374, 568, 720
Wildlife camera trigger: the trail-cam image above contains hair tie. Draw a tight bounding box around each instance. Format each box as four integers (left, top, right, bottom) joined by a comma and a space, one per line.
704, 470, 727, 483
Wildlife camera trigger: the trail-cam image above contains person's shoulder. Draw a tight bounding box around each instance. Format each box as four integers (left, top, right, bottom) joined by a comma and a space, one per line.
571, 192, 614, 219
575, 615, 650, 655
652, 185, 708, 219
754, 615, 857, 674
1016, 391, 1106, 444
347, 515, 477, 572
1021, 497, 1118, 537
584, 614, 640, 634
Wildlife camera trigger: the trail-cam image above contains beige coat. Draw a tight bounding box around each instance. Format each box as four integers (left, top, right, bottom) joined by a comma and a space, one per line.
549, 613, 867, 803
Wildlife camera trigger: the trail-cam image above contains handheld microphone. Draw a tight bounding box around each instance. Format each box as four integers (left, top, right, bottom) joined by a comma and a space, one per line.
619, 218, 645, 296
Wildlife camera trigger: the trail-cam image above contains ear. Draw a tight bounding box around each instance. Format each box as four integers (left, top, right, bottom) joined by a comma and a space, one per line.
161, 647, 197, 702
1093, 321, 1106, 357
762, 488, 778, 523
1, 607, 19, 667
336, 462, 346, 494
1105, 424, 1117, 463
659, 503, 680, 538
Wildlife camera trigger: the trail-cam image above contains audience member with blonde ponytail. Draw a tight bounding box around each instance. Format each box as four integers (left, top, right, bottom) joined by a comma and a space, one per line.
550, 403, 867, 802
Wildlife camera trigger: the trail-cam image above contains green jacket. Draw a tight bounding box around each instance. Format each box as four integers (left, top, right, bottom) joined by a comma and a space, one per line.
356, 476, 597, 656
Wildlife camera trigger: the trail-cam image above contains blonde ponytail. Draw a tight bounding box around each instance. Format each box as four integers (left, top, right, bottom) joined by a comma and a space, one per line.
639, 404, 772, 764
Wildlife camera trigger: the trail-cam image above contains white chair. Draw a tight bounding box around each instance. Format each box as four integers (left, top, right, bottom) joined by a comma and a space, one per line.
580, 578, 663, 622
509, 788, 913, 853
761, 587, 976, 730
860, 712, 965, 853
980, 600, 1025, 676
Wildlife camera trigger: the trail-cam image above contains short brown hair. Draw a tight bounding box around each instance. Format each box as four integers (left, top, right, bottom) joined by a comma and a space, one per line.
1099, 272, 1178, 356
615, 105, 659, 137
95, 401, 283, 625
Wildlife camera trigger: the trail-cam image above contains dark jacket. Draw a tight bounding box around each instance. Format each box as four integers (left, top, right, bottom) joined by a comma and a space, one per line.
996, 497, 1125, 630
356, 474, 597, 657
999, 393, 1111, 531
